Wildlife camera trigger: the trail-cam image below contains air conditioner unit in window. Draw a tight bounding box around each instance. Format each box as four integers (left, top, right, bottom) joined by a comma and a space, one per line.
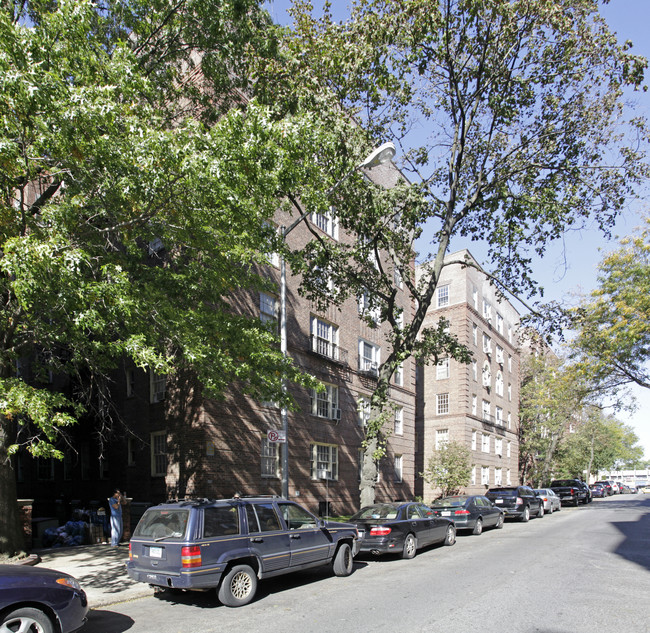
333, 408, 342, 421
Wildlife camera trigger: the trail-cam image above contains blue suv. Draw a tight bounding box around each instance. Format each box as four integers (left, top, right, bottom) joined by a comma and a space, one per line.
127, 495, 359, 606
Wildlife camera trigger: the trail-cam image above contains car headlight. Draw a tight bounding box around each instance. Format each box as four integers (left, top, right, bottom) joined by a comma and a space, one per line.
56, 577, 82, 591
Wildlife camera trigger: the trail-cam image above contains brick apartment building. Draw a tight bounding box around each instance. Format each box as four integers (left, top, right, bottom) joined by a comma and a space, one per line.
415, 250, 521, 502
14, 160, 417, 521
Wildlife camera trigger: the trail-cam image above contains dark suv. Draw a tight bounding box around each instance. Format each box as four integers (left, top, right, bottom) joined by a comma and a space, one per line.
485, 486, 544, 522
127, 496, 359, 607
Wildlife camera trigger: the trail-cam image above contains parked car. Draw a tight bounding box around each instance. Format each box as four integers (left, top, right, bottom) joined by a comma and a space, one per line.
429, 495, 504, 534
533, 488, 561, 514
594, 480, 613, 495
590, 484, 607, 498
350, 501, 456, 558
485, 486, 544, 522
549, 479, 590, 505
127, 496, 359, 607
0, 564, 88, 633
641, 485, 650, 494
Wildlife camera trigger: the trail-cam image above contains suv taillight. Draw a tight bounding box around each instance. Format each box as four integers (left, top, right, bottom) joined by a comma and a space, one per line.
516, 497, 523, 505
182, 545, 202, 568
370, 526, 392, 536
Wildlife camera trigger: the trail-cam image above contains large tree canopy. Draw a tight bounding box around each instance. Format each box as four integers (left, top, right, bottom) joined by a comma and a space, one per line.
0, 0, 346, 555
258, 0, 650, 504
570, 218, 650, 391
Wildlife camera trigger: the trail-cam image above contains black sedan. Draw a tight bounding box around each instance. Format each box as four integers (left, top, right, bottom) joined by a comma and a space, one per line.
0, 564, 88, 633
350, 501, 456, 559
429, 495, 504, 535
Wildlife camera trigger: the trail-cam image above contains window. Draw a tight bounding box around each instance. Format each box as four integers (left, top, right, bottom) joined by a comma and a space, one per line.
507, 441, 512, 458
508, 383, 512, 402
394, 455, 403, 482
507, 469, 512, 485
260, 293, 277, 325
472, 286, 478, 309
394, 407, 404, 435
482, 333, 492, 354
483, 299, 492, 322
126, 369, 135, 398
471, 431, 477, 451
496, 312, 504, 334
394, 362, 404, 386
310, 383, 340, 420
150, 371, 166, 404
472, 323, 478, 345
482, 400, 491, 422
311, 207, 338, 239
261, 437, 280, 478
437, 284, 450, 307
508, 355, 513, 372
436, 357, 450, 379
435, 429, 449, 450
436, 393, 449, 415
471, 466, 477, 485
496, 345, 504, 365
495, 467, 503, 486
482, 361, 491, 387
358, 396, 371, 427
495, 406, 503, 426
507, 412, 512, 429
495, 438, 503, 456
151, 431, 167, 477
396, 311, 404, 330
394, 268, 403, 289
481, 433, 490, 453
359, 340, 380, 375
471, 394, 477, 415
481, 466, 490, 485
247, 503, 282, 532
495, 371, 504, 396
311, 317, 339, 360
263, 221, 280, 268
204, 507, 239, 537
128, 438, 136, 466
310, 443, 338, 480
37, 458, 54, 481
472, 360, 478, 381
508, 325, 513, 343
358, 290, 381, 323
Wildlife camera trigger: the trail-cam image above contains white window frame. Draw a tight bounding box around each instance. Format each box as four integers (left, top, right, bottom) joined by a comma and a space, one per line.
507, 469, 512, 485
495, 467, 503, 486
394, 362, 404, 386
481, 433, 490, 453
311, 316, 339, 360
435, 429, 449, 450
495, 438, 503, 456
496, 312, 504, 334
358, 290, 381, 323
496, 345, 504, 365
482, 361, 491, 388
394, 407, 404, 435
310, 443, 338, 481
495, 406, 503, 426
483, 299, 492, 322
507, 441, 512, 458
482, 333, 492, 354
471, 394, 477, 415
150, 371, 166, 404
311, 383, 340, 420
359, 339, 380, 375
471, 430, 477, 451
436, 393, 449, 415
436, 357, 450, 380
473, 323, 478, 345
358, 396, 371, 427
311, 207, 339, 240
472, 360, 478, 381
471, 466, 477, 486
481, 466, 490, 485
437, 284, 450, 308
495, 371, 504, 396
260, 292, 278, 325
482, 400, 491, 422
261, 437, 280, 478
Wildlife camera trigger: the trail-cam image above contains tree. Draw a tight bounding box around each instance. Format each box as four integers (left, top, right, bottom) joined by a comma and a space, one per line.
421, 440, 472, 500
261, 0, 649, 505
571, 218, 650, 391
0, 0, 334, 556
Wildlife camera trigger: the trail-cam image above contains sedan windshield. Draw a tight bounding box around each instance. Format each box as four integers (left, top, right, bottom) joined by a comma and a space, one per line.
351, 505, 401, 520
430, 497, 469, 508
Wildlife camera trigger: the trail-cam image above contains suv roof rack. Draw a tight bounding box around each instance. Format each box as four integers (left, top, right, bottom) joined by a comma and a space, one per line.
236, 494, 282, 499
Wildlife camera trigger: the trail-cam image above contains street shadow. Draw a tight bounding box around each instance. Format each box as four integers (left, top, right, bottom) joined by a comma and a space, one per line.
82, 609, 134, 632
611, 510, 650, 572
152, 561, 367, 609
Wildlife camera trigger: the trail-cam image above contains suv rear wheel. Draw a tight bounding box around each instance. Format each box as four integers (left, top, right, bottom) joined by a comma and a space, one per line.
519, 506, 530, 522
218, 564, 257, 607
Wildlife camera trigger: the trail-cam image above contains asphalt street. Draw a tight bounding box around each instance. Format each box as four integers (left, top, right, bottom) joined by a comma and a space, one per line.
80, 494, 650, 633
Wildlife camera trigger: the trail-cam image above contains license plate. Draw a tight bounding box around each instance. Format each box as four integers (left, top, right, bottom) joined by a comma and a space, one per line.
149, 546, 163, 559
441, 511, 451, 516
358, 530, 365, 538
495, 499, 503, 504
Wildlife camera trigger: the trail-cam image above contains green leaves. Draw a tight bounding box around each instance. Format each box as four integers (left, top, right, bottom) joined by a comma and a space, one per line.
421, 441, 473, 499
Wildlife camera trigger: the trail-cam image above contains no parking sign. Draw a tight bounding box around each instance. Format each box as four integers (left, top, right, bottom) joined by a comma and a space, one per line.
267, 429, 286, 443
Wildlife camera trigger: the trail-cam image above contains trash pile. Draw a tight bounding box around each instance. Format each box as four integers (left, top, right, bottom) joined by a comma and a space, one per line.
42, 520, 89, 548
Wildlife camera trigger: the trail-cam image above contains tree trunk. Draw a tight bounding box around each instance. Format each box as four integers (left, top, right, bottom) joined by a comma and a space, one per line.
359, 435, 379, 508
0, 420, 25, 556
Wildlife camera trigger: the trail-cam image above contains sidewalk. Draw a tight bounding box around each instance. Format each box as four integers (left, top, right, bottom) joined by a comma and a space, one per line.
34, 543, 153, 608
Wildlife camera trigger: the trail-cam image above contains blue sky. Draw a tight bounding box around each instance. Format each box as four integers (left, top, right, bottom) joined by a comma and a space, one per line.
264, 0, 650, 460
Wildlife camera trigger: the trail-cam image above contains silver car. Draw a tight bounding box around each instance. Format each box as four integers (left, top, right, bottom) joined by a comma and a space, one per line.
534, 489, 561, 514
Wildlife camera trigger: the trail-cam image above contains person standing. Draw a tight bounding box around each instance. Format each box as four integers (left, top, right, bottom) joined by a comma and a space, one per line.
108, 489, 126, 546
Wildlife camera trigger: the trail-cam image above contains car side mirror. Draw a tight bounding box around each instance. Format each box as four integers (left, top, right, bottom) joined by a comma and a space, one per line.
317, 518, 326, 529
